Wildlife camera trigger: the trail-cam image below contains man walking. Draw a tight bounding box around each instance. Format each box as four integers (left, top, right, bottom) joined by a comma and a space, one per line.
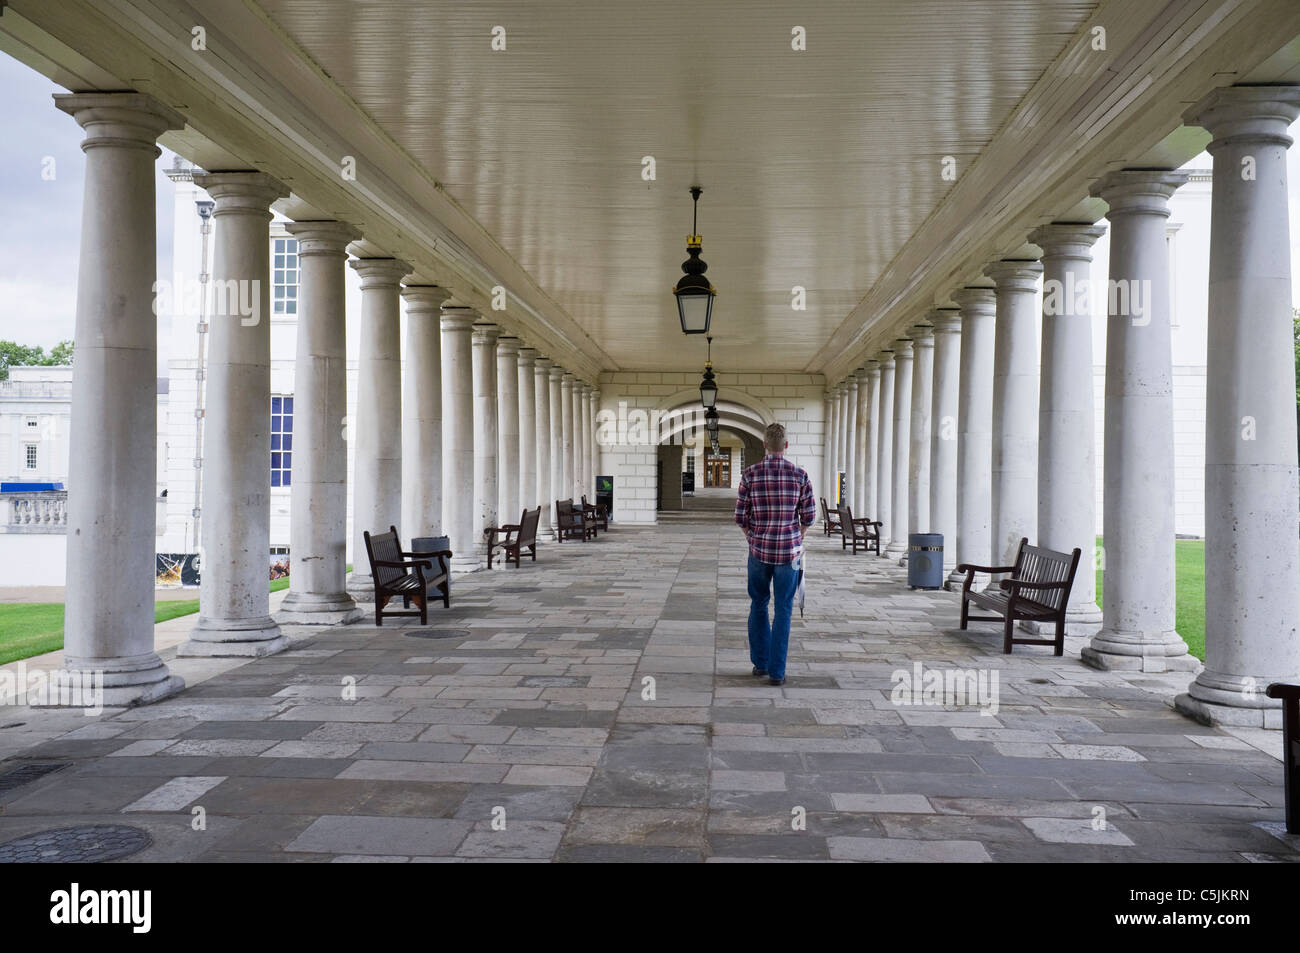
734, 422, 816, 686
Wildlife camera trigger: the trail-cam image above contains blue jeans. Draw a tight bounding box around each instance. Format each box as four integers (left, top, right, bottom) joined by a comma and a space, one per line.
747, 554, 798, 679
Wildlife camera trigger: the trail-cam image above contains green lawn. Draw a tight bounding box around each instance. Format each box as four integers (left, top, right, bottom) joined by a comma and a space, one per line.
1095, 538, 1205, 660
0, 573, 306, 666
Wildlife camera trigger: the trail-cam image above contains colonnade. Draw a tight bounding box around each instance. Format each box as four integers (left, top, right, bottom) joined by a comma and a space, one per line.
55, 92, 602, 704
823, 85, 1300, 727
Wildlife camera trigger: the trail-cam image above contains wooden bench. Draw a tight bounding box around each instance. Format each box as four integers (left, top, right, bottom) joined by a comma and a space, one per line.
1266, 682, 1300, 834
362, 525, 452, 625
555, 499, 594, 542
956, 537, 1080, 655
836, 502, 882, 555
581, 495, 609, 533
487, 506, 541, 568
820, 497, 842, 537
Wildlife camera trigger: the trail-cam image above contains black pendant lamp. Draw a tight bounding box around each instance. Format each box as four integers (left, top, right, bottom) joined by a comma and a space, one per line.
699, 336, 718, 409
704, 406, 719, 440
674, 187, 716, 334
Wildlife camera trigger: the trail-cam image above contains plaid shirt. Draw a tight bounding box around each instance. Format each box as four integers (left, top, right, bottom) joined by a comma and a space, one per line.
734, 453, 816, 564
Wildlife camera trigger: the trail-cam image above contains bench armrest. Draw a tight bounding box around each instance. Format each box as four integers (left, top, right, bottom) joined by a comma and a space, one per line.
1266, 682, 1300, 702
404, 548, 453, 561
955, 563, 1016, 575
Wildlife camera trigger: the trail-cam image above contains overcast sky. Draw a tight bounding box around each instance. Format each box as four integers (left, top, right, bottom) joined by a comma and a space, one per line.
1, 50, 1298, 363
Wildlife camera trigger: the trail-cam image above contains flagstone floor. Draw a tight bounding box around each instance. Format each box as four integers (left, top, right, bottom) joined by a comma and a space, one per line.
0, 520, 1296, 863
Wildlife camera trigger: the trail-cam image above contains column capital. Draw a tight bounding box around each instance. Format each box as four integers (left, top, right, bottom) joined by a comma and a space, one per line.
929, 308, 962, 333
845, 375, 860, 391
351, 257, 412, 288
439, 302, 479, 332
1183, 84, 1300, 148
496, 335, 521, 356
1090, 170, 1188, 217
909, 324, 935, 346
472, 322, 501, 345
517, 347, 538, 367
878, 349, 896, 368
191, 171, 289, 217
892, 338, 914, 358
865, 360, 881, 378
534, 355, 553, 372
1028, 223, 1106, 262
403, 285, 452, 312
561, 372, 576, 387
952, 285, 996, 315
984, 259, 1043, 290
549, 365, 566, 382
284, 220, 361, 256
54, 92, 185, 153
854, 365, 870, 383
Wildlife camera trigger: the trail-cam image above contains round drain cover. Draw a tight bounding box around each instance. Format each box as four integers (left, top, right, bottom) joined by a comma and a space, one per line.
403, 628, 474, 640
0, 825, 152, 863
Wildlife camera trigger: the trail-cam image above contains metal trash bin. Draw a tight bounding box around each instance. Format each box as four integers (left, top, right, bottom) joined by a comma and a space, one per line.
908, 533, 944, 589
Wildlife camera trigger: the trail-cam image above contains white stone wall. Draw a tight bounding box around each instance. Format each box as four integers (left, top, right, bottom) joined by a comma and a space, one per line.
596, 370, 826, 524
0, 366, 71, 484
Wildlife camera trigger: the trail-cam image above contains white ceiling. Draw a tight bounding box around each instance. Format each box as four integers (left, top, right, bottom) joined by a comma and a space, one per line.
3, 0, 1300, 379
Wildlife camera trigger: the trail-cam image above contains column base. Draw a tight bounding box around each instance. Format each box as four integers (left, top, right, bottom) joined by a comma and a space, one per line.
1020, 603, 1103, 638
450, 554, 482, 574
276, 590, 363, 626
346, 572, 375, 598
1080, 629, 1199, 673
180, 616, 289, 658
42, 652, 186, 709
1174, 670, 1287, 729
885, 543, 907, 558
946, 570, 986, 591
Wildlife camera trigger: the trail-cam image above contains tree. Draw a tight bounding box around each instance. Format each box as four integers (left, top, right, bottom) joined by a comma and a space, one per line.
0, 339, 74, 381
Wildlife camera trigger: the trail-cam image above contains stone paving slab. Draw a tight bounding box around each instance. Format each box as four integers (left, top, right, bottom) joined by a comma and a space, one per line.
0, 522, 1296, 862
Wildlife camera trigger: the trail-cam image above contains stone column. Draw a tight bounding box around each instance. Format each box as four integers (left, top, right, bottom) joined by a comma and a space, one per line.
55, 92, 186, 701
517, 347, 537, 513
1178, 87, 1300, 723
823, 390, 836, 502
828, 386, 842, 502
909, 324, 935, 534
591, 388, 603, 495
584, 385, 596, 501
875, 352, 895, 549
276, 220, 362, 625
400, 286, 450, 539
986, 259, 1043, 566
496, 336, 521, 523
472, 323, 500, 567
844, 376, 859, 510
535, 357, 555, 538
854, 367, 869, 514
1030, 223, 1107, 632
929, 309, 961, 572
561, 373, 576, 500
950, 286, 996, 588
886, 338, 913, 557
1082, 170, 1196, 672
549, 367, 565, 512
347, 259, 410, 596
181, 171, 290, 658
862, 362, 881, 519
440, 303, 479, 573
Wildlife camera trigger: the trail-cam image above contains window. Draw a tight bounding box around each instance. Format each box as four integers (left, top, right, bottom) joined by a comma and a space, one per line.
23, 444, 37, 471
270, 395, 293, 486
686, 453, 696, 475
272, 237, 299, 315
25, 416, 38, 429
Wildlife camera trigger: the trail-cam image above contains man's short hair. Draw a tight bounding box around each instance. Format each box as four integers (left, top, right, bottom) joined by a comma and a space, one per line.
763, 422, 787, 452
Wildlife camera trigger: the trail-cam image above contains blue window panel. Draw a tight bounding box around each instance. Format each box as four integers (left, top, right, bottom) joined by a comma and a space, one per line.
284, 397, 293, 414
282, 470, 291, 486
271, 471, 281, 487
272, 397, 282, 414
282, 434, 292, 451
283, 453, 291, 470
271, 452, 281, 470
271, 434, 281, 451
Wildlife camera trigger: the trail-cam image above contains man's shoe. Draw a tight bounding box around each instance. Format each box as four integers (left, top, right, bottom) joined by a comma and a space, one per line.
752, 667, 767, 677
768, 676, 786, 687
